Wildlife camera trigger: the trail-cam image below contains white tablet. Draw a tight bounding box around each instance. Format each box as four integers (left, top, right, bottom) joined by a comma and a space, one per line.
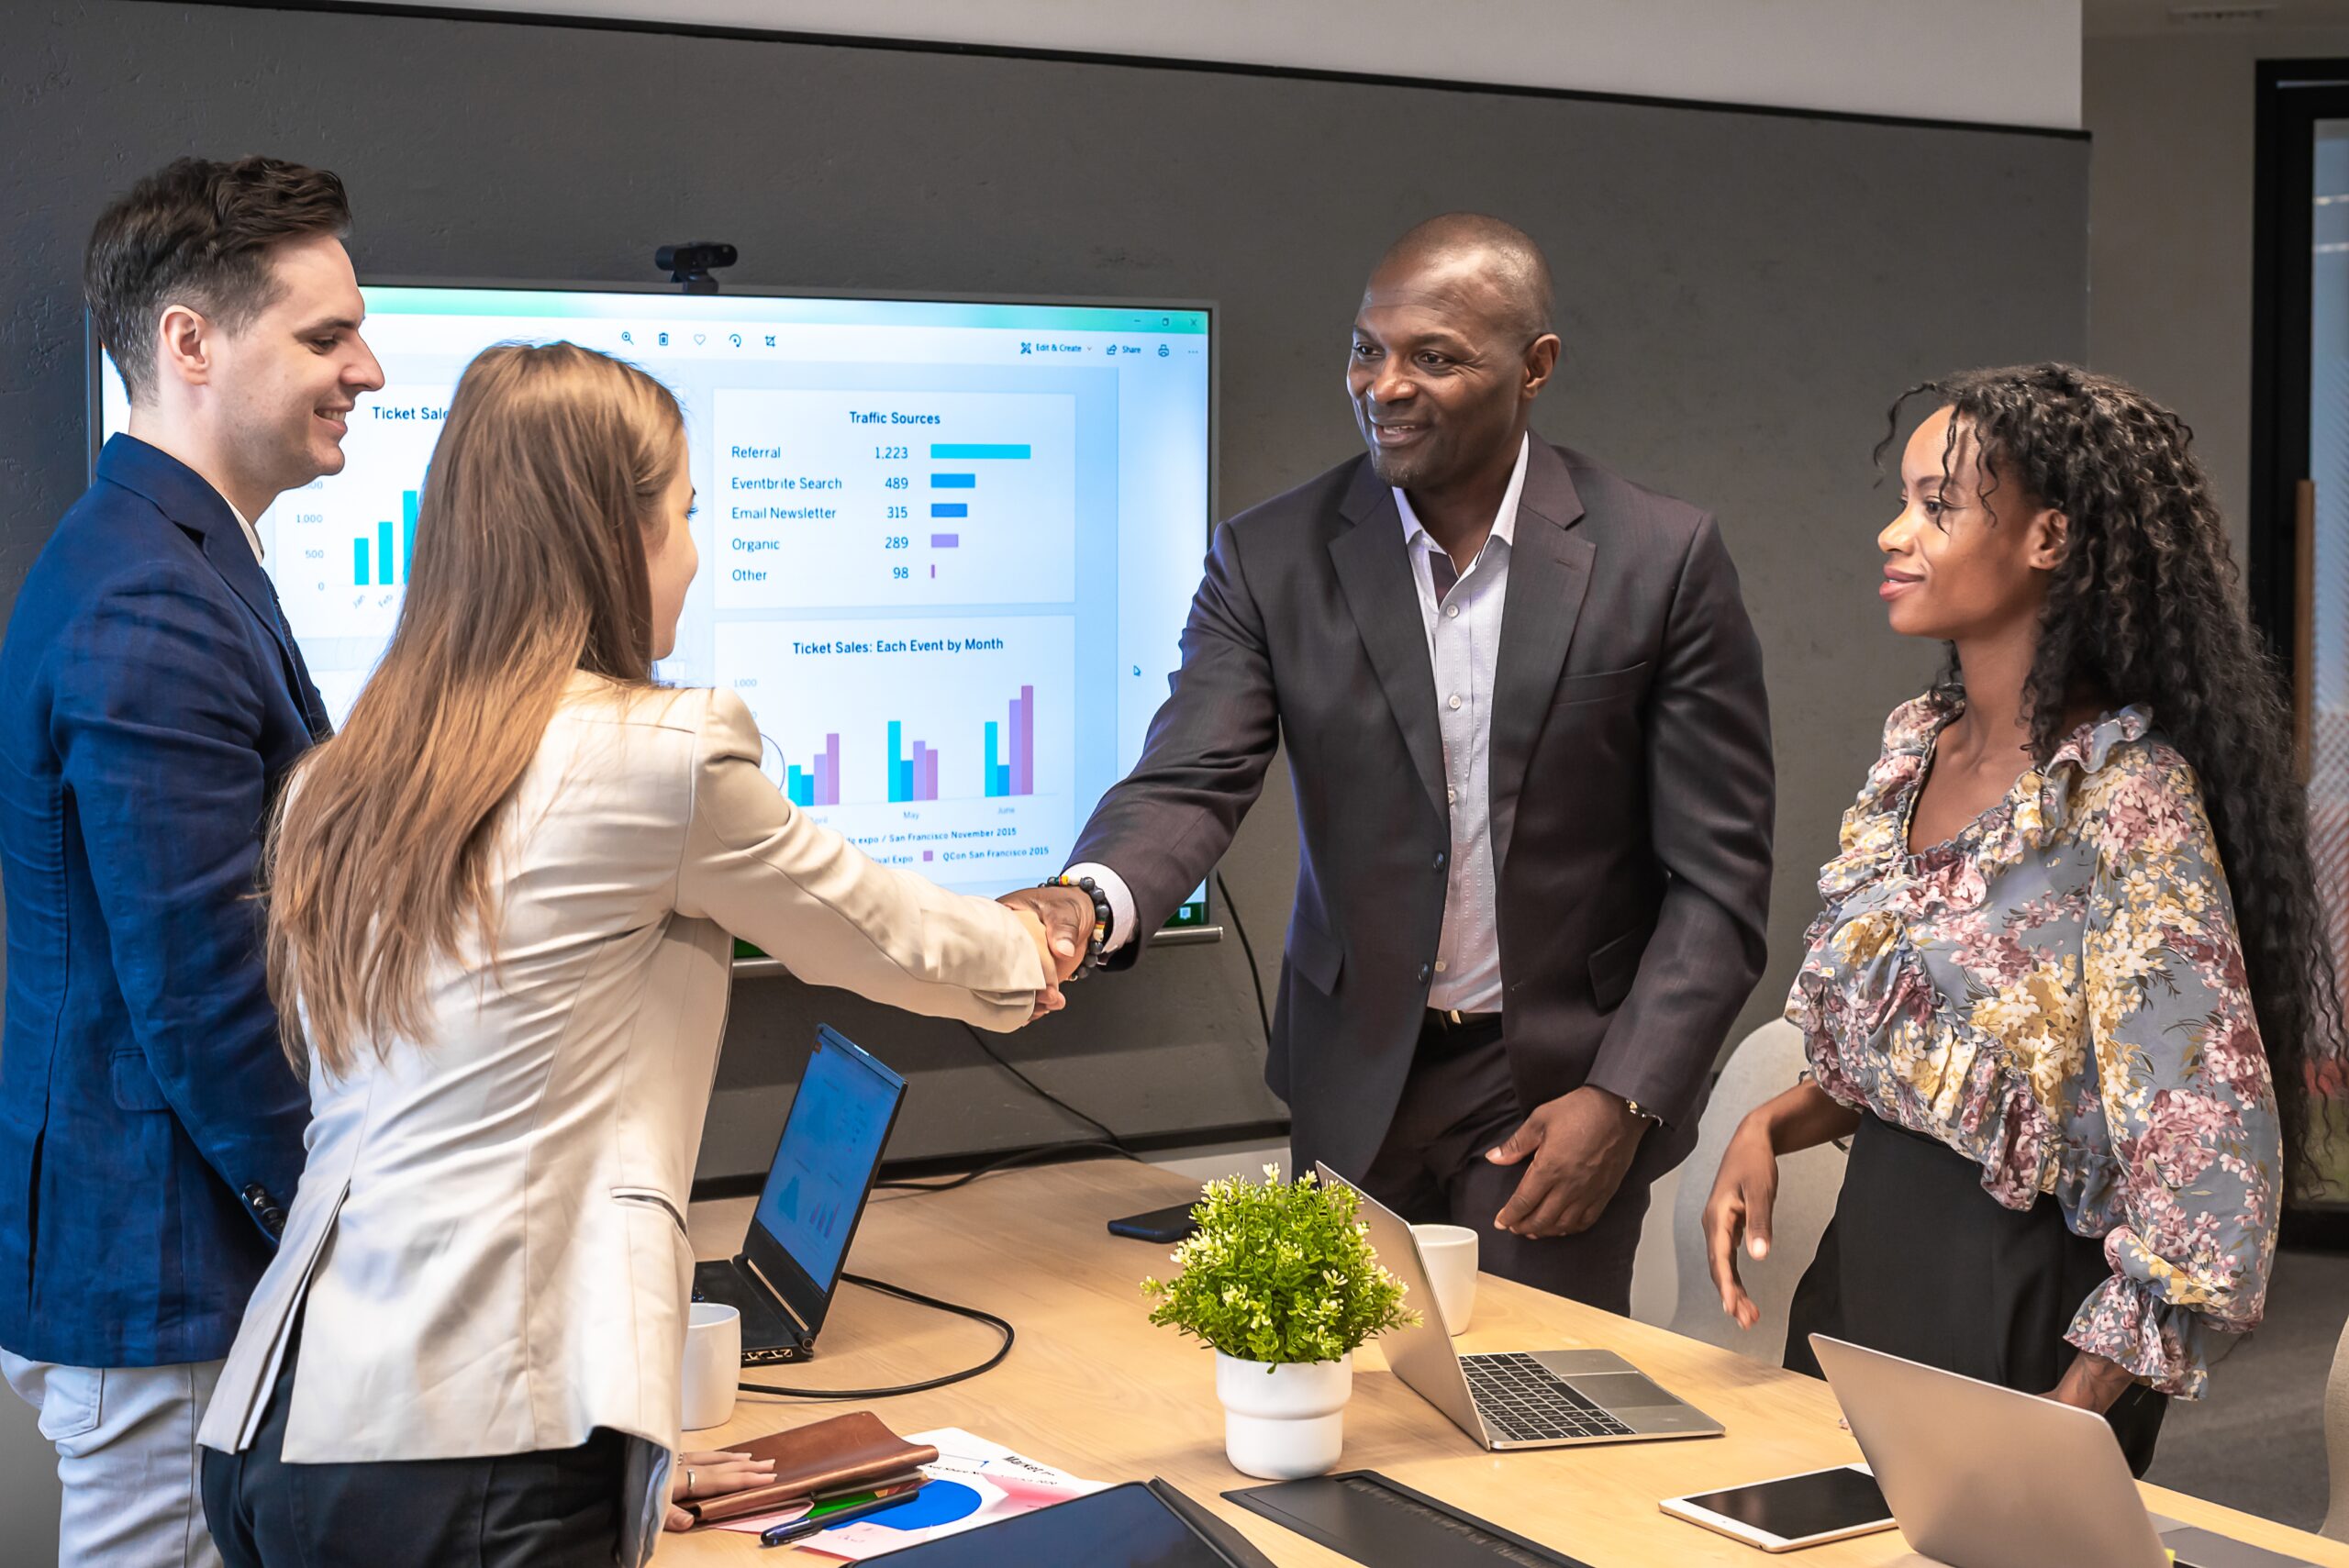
1660, 1463, 1897, 1552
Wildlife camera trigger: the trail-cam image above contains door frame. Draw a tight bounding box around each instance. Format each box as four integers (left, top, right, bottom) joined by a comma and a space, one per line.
2250, 60, 2349, 1238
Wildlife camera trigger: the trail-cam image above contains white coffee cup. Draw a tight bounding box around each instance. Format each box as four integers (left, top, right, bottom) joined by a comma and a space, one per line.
679, 1301, 741, 1431
1411, 1223, 1479, 1335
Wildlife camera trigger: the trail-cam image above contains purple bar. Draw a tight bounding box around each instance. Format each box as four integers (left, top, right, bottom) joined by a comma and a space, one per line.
1012, 684, 1034, 796
930, 533, 960, 548
918, 745, 939, 801
818, 734, 840, 806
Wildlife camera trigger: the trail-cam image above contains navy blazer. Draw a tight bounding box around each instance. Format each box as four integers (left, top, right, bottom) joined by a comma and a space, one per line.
0, 435, 328, 1367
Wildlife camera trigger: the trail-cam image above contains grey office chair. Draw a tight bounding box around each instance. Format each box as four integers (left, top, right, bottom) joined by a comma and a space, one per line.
1652, 1018, 1848, 1362
2324, 1307, 2349, 1542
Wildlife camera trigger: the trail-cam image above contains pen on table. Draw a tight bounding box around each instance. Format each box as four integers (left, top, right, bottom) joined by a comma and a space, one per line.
760, 1485, 924, 1548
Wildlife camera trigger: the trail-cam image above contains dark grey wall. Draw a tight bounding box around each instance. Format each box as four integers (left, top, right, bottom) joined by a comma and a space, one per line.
0, 2, 2090, 1185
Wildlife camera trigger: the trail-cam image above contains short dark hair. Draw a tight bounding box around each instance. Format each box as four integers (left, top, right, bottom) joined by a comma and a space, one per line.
85, 156, 351, 403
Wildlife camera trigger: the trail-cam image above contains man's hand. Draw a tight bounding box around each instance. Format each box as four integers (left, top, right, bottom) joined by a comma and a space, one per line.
1483, 1085, 1648, 1238
996, 885, 1095, 983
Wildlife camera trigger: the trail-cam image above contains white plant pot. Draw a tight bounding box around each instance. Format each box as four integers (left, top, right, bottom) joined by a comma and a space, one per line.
1214, 1351, 1352, 1480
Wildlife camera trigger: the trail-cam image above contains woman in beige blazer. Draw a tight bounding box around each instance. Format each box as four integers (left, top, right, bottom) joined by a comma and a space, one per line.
196, 343, 1066, 1568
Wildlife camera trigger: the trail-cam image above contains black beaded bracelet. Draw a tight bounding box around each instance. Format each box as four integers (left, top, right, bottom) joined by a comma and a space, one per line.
1040, 873, 1113, 978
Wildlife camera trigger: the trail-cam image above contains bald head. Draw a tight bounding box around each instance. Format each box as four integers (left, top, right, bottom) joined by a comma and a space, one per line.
1369, 213, 1554, 343
1347, 214, 1561, 496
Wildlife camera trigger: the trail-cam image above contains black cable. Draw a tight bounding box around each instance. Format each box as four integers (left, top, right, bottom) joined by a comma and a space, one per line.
1213, 869, 1272, 1047
735, 1271, 1012, 1399
871, 1137, 1138, 1195
960, 1021, 1127, 1151
729, 890, 1274, 1403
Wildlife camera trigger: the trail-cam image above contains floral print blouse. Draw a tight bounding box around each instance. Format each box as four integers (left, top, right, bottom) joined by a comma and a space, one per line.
1790, 695, 2280, 1398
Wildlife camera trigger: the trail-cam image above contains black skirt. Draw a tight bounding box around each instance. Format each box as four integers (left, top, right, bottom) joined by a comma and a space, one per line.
1784, 1110, 2167, 1476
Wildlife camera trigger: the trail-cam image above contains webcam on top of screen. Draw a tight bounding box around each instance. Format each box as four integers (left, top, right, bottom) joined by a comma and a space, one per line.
655, 241, 737, 295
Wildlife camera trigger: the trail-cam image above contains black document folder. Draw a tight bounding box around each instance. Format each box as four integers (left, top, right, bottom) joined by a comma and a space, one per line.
1226, 1471, 1594, 1568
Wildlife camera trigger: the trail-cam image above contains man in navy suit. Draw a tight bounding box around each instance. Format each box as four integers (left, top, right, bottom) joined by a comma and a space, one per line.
0, 156, 380, 1566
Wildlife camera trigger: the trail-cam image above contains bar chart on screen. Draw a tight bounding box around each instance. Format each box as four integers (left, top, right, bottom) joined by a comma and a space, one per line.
718, 616, 1074, 890
260, 388, 450, 647
711, 386, 1076, 610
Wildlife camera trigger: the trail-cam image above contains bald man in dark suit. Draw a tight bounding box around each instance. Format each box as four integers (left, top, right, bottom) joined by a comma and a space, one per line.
1008, 215, 1774, 1309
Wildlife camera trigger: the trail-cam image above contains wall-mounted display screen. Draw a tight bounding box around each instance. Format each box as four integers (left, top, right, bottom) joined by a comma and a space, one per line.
94, 284, 1214, 929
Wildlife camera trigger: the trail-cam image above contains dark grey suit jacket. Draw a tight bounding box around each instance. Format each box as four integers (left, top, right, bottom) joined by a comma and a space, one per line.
1073, 438, 1774, 1181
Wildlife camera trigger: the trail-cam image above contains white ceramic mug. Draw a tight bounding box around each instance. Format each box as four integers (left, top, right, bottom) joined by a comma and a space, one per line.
679, 1301, 742, 1430
1410, 1223, 1478, 1335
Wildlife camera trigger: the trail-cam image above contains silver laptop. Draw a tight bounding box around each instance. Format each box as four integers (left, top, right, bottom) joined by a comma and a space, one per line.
1810, 1335, 2312, 1568
1316, 1162, 1721, 1449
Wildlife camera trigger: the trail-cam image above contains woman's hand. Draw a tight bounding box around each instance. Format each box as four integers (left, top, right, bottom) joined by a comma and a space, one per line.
1703, 1116, 1781, 1329
1009, 907, 1067, 1021
2047, 1351, 2135, 1415
1699, 1080, 1859, 1329
663, 1449, 778, 1532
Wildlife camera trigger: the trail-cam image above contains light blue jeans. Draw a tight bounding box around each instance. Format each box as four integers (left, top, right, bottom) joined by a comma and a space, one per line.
2, 1351, 224, 1568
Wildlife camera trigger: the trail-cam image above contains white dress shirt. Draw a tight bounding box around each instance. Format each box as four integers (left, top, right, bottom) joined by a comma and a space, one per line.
228, 501, 263, 563
1075, 436, 1530, 1016
1397, 435, 1526, 1011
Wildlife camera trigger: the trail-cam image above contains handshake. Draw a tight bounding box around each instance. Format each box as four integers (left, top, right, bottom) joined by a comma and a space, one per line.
995, 883, 1107, 1020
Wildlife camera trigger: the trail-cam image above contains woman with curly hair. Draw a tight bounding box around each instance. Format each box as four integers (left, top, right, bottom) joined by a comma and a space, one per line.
1700, 364, 2343, 1474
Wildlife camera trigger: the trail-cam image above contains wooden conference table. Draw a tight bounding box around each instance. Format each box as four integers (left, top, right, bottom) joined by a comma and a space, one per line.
661, 1159, 2349, 1567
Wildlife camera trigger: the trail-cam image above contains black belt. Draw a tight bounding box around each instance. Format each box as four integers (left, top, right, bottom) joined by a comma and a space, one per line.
1423, 1007, 1502, 1031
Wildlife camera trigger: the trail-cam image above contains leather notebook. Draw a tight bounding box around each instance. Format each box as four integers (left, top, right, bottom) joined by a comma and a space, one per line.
680, 1411, 939, 1525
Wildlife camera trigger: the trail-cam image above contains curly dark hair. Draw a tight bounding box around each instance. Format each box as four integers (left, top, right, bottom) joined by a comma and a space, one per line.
1880, 362, 2344, 1186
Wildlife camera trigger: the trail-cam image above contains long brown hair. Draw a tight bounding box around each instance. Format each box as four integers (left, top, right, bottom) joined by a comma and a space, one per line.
268, 341, 685, 1076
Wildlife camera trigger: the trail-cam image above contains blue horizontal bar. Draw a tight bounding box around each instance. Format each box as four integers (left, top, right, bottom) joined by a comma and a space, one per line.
930, 473, 976, 488
930, 502, 968, 518
930, 443, 1029, 460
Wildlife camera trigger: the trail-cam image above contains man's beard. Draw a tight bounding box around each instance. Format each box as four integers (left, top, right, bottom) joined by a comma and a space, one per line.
229, 406, 331, 501
1366, 443, 1437, 489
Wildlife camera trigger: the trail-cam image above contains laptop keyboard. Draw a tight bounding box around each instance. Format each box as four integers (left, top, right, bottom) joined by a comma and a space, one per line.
693, 1261, 802, 1351
1461, 1351, 1636, 1442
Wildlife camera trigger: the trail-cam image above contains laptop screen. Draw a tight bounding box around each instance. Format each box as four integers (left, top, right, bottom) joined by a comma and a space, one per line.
751, 1029, 905, 1302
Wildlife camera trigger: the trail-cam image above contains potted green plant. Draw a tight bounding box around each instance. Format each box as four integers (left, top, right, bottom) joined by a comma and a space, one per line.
1142, 1164, 1418, 1479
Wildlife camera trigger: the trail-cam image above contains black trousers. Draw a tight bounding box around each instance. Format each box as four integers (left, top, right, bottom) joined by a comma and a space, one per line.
1785, 1111, 2167, 1476
201, 1332, 627, 1568
1353, 1014, 1653, 1315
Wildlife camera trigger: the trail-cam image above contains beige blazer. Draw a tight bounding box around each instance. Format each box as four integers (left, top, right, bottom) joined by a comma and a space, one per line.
197, 678, 1043, 1519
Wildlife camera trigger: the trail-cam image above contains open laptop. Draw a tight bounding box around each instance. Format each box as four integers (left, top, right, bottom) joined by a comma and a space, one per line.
1315, 1162, 1721, 1449
1810, 1335, 2313, 1568
692, 1026, 906, 1364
